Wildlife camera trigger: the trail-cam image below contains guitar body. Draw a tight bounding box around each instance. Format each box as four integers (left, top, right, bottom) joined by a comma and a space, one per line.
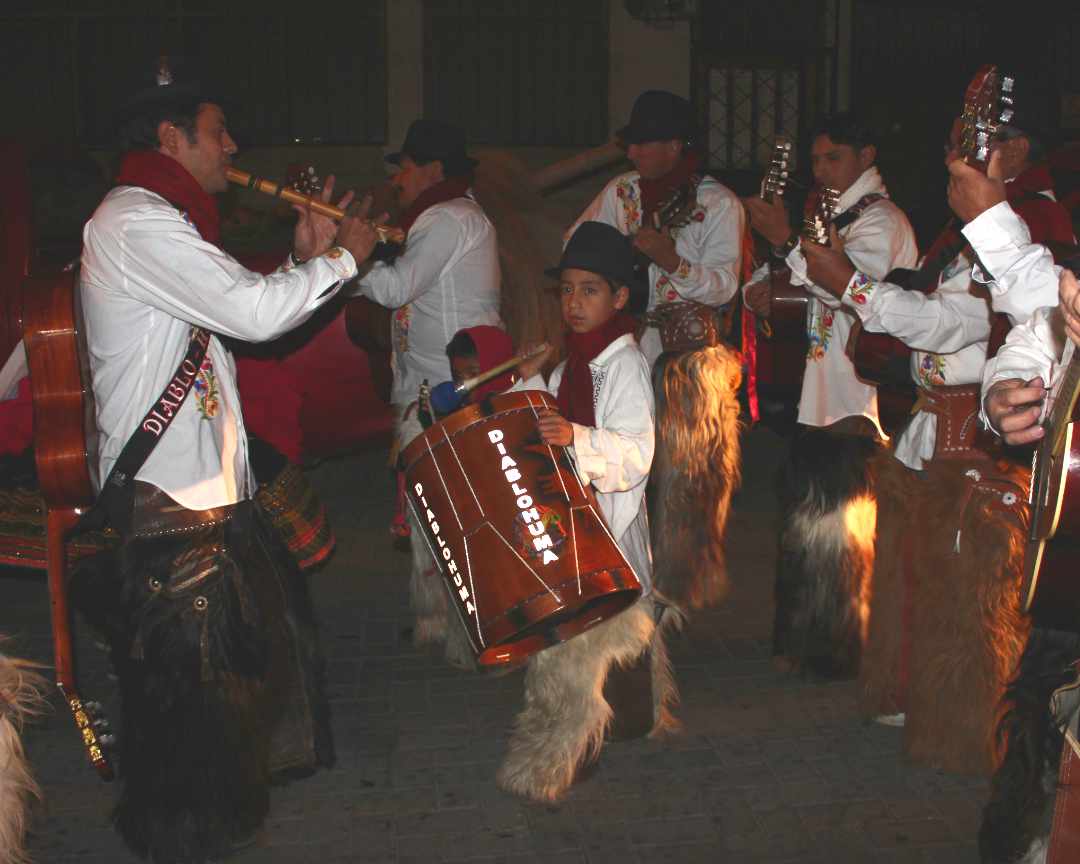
1022, 412, 1080, 628
766, 267, 808, 342
21, 268, 114, 780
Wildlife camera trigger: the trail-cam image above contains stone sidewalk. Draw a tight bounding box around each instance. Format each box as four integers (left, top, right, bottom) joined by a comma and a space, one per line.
1, 427, 986, 862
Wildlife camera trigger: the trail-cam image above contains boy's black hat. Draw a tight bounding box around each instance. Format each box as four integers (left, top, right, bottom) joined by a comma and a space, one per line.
545, 221, 637, 287
386, 118, 478, 175
618, 90, 695, 145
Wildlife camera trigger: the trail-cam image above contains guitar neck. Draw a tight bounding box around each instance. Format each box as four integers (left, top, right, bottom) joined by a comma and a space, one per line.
1046, 341, 1080, 453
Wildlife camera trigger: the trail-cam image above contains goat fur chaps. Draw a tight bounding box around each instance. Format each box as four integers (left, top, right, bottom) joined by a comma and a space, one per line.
497, 594, 682, 802
773, 424, 880, 678
0, 645, 45, 864
647, 344, 742, 611
858, 453, 1030, 777
70, 504, 333, 864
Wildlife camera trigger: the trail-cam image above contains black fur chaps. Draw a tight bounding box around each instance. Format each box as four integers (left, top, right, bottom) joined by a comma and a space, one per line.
979, 626, 1080, 863
773, 426, 880, 678
71, 505, 333, 863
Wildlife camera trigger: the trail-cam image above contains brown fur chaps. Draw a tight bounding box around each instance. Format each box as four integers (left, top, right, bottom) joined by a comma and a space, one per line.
860, 453, 1030, 775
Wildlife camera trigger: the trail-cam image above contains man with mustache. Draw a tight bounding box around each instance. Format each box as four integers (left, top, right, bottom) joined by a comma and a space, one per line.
77, 60, 380, 862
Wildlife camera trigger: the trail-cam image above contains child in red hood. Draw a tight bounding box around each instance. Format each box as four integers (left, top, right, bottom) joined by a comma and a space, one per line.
444, 324, 516, 405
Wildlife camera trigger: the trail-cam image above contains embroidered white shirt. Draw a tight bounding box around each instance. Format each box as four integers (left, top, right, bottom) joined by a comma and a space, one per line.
568, 171, 745, 364
81, 185, 356, 510
353, 195, 502, 405
512, 333, 655, 592
963, 200, 1062, 327
838, 251, 992, 468
779, 167, 918, 436
981, 304, 1071, 433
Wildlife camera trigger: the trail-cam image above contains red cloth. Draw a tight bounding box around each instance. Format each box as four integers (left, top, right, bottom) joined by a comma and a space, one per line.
1007, 163, 1075, 249
556, 313, 638, 428
456, 325, 514, 401
639, 151, 701, 227
396, 177, 471, 236
115, 149, 221, 244
0, 377, 33, 455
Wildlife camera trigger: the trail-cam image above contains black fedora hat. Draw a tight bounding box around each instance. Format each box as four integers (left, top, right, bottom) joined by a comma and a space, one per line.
115, 55, 216, 128
545, 221, 637, 287
618, 90, 695, 145
386, 118, 478, 174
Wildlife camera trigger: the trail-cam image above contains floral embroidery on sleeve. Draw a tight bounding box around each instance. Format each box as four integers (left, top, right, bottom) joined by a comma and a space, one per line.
392, 305, 411, 354
916, 353, 947, 388
655, 273, 679, 303
615, 178, 642, 233
806, 308, 834, 361
194, 357, 219, 419
847, 271, 875, 305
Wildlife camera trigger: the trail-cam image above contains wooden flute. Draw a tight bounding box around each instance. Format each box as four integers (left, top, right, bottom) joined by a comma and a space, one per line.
225, 166, 405, 245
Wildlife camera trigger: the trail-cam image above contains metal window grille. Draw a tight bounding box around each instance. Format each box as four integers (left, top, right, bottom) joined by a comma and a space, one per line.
705, 64, 801, 171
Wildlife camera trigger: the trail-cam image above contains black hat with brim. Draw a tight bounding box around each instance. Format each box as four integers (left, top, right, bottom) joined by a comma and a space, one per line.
545, 221, 638, 287
386, 118, 478, 174
617, 89, 695, 145
114, 55, 219, 135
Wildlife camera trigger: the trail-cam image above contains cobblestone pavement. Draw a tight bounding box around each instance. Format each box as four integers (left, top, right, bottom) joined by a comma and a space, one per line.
1, 427, 987, 862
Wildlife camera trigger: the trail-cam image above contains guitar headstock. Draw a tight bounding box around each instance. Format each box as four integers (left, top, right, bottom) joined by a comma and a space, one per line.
802, 187, 839, 246
762, 135, 794, 202
958, 65, 1015, 171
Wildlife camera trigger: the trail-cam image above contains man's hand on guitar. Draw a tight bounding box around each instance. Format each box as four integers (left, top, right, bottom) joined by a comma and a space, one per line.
633, 226, 680, 273
335, 195, 385, 265
946, 155, 1006, 223
293, 174, 355, 261
984, 377, 1047, 445
744, 281, 772, 318
743, 194, 792, 247
1059, 268, 1080, 348
802, 224, 855, 299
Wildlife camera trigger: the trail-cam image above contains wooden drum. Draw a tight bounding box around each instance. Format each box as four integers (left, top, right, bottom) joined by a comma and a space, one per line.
401, 389, 642, 668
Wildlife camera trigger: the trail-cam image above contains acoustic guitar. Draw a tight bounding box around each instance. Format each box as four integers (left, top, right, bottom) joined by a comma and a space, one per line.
846, 65, 1015, 392
21, 266, 115, 780
1020, 288, 1080, 627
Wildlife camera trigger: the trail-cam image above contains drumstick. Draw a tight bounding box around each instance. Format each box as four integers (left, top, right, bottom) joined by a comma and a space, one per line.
459, 342, 550, 394
225, 166, 405, 244
429, 343, 550, 415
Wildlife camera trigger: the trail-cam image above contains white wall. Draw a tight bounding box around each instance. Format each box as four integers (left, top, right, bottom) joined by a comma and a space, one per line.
608, 4, 693, 134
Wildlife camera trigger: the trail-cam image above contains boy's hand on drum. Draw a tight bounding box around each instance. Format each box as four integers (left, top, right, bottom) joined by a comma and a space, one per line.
517, 343, 555, 382
537, 409, 573, 446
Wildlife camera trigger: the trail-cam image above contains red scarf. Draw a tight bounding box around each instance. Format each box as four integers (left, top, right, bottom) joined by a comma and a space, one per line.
396, 177, 471, 236
639, 151, 701, 227
116, 150, 221, 245
556, 313, 638, 427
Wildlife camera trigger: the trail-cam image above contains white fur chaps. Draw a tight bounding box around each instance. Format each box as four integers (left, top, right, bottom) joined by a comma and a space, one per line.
0, 648, 45, 864
497, 595, 681, 802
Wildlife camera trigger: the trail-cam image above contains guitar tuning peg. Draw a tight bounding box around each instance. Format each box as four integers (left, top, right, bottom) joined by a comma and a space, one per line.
99, 733, 117, 747
1001, 76, 1015, 92
1000, 109, 1014, 123
85, 700, 102, 711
